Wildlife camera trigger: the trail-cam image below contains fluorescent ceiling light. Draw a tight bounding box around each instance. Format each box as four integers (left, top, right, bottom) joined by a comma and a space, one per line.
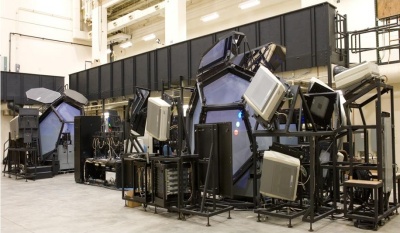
107, 33, 131, 43
102, 0, 122, 8
238, 0, 260, 10
120, 41, 132, 48
142, 33, 156, 41
201, 12, 219, 22
106, 48, 112, 54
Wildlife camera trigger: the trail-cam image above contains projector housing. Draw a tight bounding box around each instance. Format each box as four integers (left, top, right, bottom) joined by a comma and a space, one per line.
243, 65, 286, 123
260, 150, 300, 201
334, 61, 379, 89
146, 97, 171, 141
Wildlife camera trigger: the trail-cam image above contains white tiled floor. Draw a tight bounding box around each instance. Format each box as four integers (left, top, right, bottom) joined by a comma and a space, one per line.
2, 173, 400, 233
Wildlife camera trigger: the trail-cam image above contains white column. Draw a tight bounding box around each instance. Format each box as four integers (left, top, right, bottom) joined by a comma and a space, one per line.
92, 0, 108, 65
165, 0, 186, 45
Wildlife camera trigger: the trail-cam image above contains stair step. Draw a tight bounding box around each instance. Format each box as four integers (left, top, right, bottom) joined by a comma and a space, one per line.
32, 171, 53, 180
26, 166, 52, 173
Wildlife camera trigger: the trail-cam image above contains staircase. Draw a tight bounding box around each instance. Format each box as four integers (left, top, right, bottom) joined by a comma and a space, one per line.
25, 165, 53, 179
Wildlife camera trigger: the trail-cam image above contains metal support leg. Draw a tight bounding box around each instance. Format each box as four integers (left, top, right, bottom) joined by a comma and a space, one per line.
207, 217, 210, 227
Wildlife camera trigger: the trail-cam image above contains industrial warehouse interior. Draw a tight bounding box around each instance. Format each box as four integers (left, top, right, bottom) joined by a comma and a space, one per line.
1, 0, 400, 232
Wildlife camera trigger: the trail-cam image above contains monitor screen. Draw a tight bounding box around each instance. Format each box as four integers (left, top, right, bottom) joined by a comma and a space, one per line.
127, 87, 150, 136
198, 38, 228, 73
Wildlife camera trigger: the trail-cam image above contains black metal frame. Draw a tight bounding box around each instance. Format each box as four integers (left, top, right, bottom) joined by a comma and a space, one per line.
340, 77, 398, 230
251, 84, 338, 231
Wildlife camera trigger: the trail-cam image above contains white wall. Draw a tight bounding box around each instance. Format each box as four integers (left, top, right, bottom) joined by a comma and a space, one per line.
113, 0, 303, 59
0, 0, 92, 154
0, 0, 92, 79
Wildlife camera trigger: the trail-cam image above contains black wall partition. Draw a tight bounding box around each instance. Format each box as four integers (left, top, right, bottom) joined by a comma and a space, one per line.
112, 60, 123, 97
70, 2, 346, 101
100, 64, 112, 99
78, 70, 88, 98
156, 47, 169, 88
88, 67, 100, 100
123, 57, 135, 96
1, 71, 64, 105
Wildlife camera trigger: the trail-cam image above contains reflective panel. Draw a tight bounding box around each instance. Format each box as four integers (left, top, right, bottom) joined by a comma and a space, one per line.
56, 102, 81, 122
64, 89, 88, 105
198, 39, 227, 72
26, 88, 61, 104
40, 112, 63, 156
202, 73, 249, 105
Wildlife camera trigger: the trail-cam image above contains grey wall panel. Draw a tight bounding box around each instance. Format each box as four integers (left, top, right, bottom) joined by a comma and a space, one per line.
156, 48, 169, 89
88, 68, 100, 100
41, 76, 54, 90
123, 57, 135, 96
112, 60, 123, 97
55, 77, 64, 92
171, 42, 188, 86
78, 71, 88, 97
100, 64, 111, 99
259, 17, 282, 46
238, 24, 257, 52
69, 73, 78, 91
1, 72, 6, 100
259, 17, 285, 72
315, 4, 336, 66
69, 4, 340, 86
2, 71, 63, 104
190, 35, 214, 79
22, 74, 40, 104
136, 54, 149, 89
6, 73, 21, 103
149, 51, 157, 91
215, 29, 235, 41
284, 9, 313, 70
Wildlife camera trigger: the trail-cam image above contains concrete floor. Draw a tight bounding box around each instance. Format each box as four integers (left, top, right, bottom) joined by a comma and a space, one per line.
1, 173, 400, 233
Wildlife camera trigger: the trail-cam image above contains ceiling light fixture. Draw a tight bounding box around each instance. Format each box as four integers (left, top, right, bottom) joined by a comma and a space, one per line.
102, 0, 122, 8
238, 0, 260, 10
120, 41, 133, 48
201, 12, 219, 22
142, 33, 156, 41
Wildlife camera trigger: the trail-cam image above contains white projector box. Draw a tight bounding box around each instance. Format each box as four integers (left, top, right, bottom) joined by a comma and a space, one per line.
243, 65, 286, 122
146, 97, 171, 141
335, 61, 379, 89
260, 150, 300, 201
